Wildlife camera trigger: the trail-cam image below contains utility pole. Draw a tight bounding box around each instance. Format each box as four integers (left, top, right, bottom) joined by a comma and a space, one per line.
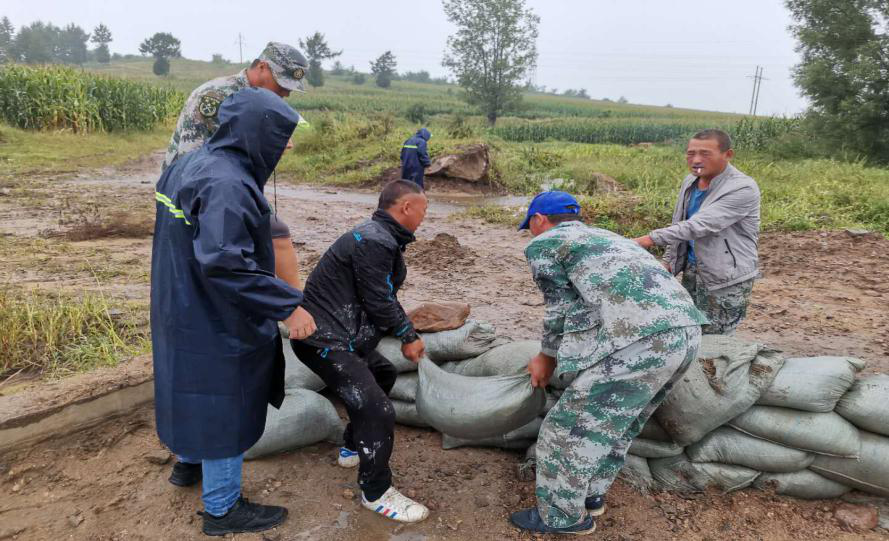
753, 67, 766, 116
236, 33, 245, 64
747, 66, 767, 116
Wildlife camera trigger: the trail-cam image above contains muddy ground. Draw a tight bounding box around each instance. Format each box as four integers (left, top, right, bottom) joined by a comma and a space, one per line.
1, 152, 888, 540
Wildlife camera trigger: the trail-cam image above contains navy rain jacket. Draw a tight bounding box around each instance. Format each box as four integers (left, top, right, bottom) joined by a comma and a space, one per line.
400, 128, 431, 188
151, 87, 304, 459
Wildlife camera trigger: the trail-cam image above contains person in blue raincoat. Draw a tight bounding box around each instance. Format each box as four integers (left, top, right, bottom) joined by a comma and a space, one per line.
400, 128, 432, 188
150, 87, 317, 537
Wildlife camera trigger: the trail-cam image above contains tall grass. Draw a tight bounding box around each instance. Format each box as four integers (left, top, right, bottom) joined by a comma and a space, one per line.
0, 64, 183, 133
0, 289, 149, 379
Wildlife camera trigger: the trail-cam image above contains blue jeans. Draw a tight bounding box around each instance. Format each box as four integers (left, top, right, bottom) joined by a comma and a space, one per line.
178, 454, 244, 517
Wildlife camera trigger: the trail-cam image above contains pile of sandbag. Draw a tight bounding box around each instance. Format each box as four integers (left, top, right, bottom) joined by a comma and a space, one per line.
394, 328, 889, 502
250, 315, 889, 504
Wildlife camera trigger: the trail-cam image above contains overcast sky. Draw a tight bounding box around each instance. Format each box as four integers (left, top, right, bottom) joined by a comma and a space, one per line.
4, 0, 805, 115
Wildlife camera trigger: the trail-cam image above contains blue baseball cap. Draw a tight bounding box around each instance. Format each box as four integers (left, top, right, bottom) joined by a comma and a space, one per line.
518, 191, 581, 230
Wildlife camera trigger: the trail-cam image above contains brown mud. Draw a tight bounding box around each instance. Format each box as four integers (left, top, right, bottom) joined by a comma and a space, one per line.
1, 152, 888, 539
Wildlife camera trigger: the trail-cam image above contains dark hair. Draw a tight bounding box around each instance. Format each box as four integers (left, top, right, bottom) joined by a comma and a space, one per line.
691, 129, 732, 152
544, 213, 582, 225
378, 180, 424, 209
250, 59, 261, 68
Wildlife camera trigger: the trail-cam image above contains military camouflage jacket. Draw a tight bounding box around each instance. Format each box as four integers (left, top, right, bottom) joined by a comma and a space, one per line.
163, 70, 250, 169
525, 221, 708, 375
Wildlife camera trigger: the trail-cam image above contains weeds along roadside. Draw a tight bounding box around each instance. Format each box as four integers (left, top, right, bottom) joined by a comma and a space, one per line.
0, 286, 149, 381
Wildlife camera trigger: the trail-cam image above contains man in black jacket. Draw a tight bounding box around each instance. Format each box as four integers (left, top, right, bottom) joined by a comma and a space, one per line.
292, 180, 429, 523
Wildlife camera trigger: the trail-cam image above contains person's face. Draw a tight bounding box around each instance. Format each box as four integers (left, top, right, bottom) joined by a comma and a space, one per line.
686, 138, 733, 178
399, 193, 428, 233
256, 61, 291, 98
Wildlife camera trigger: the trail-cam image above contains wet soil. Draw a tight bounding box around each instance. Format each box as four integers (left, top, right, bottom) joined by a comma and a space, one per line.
1, 153, 888, 539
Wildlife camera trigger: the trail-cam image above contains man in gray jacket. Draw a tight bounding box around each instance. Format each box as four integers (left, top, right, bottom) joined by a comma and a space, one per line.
634, 129, 760, 334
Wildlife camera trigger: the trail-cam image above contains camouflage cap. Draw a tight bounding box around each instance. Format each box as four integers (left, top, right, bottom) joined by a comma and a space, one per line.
258, 42, 309, 93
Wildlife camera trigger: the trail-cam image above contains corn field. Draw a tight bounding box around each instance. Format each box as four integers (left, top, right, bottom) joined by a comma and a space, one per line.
490, 116, 801, 149
0, 64, 184, 133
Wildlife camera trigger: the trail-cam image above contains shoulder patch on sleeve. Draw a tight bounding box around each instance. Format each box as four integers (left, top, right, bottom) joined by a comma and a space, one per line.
198, 94, 222, 118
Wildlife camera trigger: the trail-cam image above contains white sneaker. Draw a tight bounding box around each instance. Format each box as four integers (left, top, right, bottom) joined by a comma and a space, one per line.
361, 487, 429, 523
337, 447, 359, 468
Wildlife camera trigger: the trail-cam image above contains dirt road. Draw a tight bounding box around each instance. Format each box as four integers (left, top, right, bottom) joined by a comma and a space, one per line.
1, 154, 888, 539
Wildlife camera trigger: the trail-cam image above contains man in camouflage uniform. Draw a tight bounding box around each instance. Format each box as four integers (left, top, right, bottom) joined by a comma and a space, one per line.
509, 191, 708, 535
163, 42, 310, 170
634, 129, 760, 335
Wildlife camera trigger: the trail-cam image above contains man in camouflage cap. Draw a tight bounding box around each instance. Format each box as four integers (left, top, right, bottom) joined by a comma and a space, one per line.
508, 191, 708, 535
163, 42, 310, 170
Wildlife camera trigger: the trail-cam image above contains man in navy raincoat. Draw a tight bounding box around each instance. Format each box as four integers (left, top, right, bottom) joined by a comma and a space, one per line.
151, 87, 316, 536
400, 128, 431, 188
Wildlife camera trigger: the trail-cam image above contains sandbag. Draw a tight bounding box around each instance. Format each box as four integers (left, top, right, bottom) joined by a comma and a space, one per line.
450, 340, 539, 377
650, 454, 760, 493
810, 431, 889, 498
754, 470, 851, 500
390, 373, 418, 402
729, 406, 861, 458
416, 357, 546, 440
655, 335, 784, 446
757, 356, 865, 413
687, 427, 814, 473
543, 391, 559, 414
835, 375, 889, 437
392, 399, 430, 428
620, 454, 655, 490
442, 417, 542, 450
376, 320, 503, 372
628, 438, 684, 458
245, 389, 344, 459
283, 338, 325, 391
638, 417, 672, 443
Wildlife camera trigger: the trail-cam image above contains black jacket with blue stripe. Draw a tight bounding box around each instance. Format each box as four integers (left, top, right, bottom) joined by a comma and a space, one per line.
297, 209, 420, 355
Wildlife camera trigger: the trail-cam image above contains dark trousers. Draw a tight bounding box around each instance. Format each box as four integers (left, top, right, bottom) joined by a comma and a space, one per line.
291, 341, 398, 501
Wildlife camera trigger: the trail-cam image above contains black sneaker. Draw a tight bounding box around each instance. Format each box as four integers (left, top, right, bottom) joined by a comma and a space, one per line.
585, 495, 607, 517
202, 497, 288, 536
509, 507, 595, 535
168, 461, 202, 487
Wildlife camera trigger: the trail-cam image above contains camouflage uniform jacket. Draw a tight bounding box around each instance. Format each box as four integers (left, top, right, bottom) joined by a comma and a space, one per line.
525, 221, 709, 375
162, 70, 250, 170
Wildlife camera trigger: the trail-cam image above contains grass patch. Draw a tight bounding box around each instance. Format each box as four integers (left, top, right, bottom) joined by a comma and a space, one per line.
0, 288, 149, 379
0, 122, 170, 178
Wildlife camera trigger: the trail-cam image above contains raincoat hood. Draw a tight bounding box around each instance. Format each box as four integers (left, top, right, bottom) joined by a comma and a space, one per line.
207, 87, 299, 187
416, 127, 431, 141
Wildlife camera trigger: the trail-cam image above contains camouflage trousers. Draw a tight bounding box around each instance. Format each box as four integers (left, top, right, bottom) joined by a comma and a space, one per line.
682, 265, 754, 335
535, 325, 701, 528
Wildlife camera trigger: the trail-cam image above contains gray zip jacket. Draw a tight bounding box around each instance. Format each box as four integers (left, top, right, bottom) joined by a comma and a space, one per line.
649, 163, 760, 291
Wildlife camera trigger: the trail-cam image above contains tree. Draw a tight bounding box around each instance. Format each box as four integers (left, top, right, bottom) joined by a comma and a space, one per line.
13, 21, 59, 64
153, 56, 170, 76
211, 53, 228, 64
442, 0, 539, 126
370, 51, 397, 88
91, 23, 112, 63
403, 70, 431, 83
298, 32, 342, 87
58, 23, 89, 64
0, 17, 14, 63
331, 60, 346, 75
786, 0, 889, 161
139, 32, 181, 76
